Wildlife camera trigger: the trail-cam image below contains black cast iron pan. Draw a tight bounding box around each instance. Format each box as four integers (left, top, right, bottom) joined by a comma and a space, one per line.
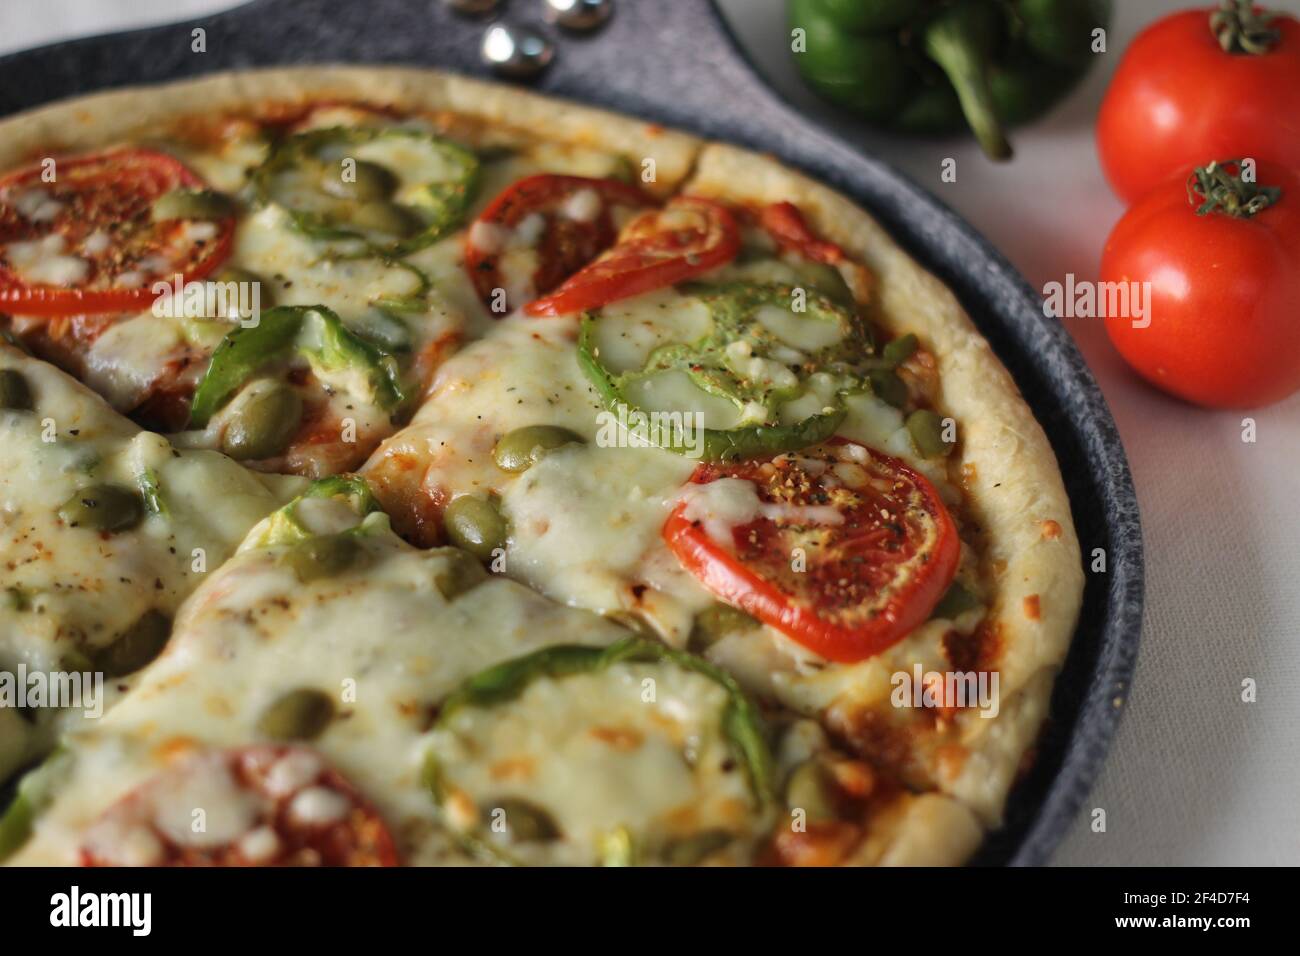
0, 0, 1143, 866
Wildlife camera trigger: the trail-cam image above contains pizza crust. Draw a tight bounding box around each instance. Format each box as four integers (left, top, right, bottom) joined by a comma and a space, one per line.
853, 793, 985, 866
0, 65, 700, 198
681, 144, 1085, 831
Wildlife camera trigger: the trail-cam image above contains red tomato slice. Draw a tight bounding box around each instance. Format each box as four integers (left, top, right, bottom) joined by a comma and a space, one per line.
0, 148, 233, 317
523, 195, 741, 316
663, 440, 959, 663
79, 745, 399, 867
758, 201, 845, 265
464, 173, 654, 315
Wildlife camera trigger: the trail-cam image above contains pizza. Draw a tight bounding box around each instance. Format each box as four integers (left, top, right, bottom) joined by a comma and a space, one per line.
0, 67, 1082, 867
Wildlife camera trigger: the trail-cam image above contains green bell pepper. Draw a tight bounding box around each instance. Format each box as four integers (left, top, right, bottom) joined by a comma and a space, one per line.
249, 474, 383, 549
577, 281, 875, 462
0, 749, 71, 861
425, 635, 776, 865
789, 0, 1111, 160
189, 305, 406, 429
253, 126, 480, 256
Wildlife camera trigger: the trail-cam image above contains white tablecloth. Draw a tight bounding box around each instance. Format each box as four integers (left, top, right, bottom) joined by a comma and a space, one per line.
3, 0, 1296, 865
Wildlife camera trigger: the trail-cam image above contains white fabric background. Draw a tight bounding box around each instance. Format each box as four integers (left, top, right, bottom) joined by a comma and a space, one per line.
2, 0, 1296, 865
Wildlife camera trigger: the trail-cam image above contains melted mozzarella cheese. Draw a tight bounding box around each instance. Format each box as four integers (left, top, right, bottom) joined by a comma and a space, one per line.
350, 137, 467, 207
502, 444, 700, 633
365, 280, 970, 711
3, 234, 89, 286
8, 512, 627, 865
10, 188, 63, 222
561, 188, 601, 223
753, 303, 844, 351
0, 348, 304, 779
621, 369, 746, 429
467, 220, 510, 254
79, 311, 192, 412
588, 289, 713, 373
365, 311, 716, 644
234, 205, 426, 317
403, 235, 494, 338
168, 129, 270, 195
677, 477, 761, 547
427, 661, 760, 865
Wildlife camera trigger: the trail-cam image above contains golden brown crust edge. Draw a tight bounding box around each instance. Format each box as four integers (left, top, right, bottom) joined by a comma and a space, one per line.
0, 65, 700, 197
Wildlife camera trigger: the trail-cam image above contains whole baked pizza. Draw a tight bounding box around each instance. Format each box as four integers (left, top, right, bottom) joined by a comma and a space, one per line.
0, 68, 1082, 867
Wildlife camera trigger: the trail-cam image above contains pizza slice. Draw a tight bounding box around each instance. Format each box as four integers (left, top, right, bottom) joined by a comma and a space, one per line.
676, 147, 1085, 827
2, 476, 981, 866
0, 342, 303, 783
362, 144, 1082, 856
1, 70, 696, 477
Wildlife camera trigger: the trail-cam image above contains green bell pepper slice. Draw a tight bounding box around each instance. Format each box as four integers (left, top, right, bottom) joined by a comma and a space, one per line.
0, 749, 71, 861
250, 474, 383, 549
577, 281, 874, 462
253, 126, 479, 256
135, 467, 167, 517
188, 305, 406, 428
424, 635, 776, 865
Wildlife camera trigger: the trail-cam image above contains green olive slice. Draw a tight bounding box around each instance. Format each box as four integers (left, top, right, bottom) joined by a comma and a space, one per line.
92, 610, 170, 678
433, 548, 490, 600
57, 646, 95, 675
492, 425, 584, 473
442, 495, 507, 561
281, 534, 364, 583
867, 368, 908, 408
932, 580, 980, 620
151, 188, 238, 222
210, 266, 275, 308
881, 333, 919, 368
906, 408, 954, 458
688, 602, 758, 653
258, 688, 336, 741
488, 797, 561, 843
221, 384, 302, 461
57, 484, 144, 533
0, 369, 33, 410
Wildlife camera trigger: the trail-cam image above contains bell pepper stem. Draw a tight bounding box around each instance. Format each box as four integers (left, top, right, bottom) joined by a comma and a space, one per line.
924, 15, 1013, 161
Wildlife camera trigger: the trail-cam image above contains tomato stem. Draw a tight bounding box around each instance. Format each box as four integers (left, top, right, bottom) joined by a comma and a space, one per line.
1187, 160, 1282, 218
1211, 0, 1281, 55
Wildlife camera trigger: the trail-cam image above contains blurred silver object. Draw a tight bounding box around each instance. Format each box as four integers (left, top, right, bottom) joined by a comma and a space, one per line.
544, 0, 612, 32
481, 24, 556, 78
445, 0, 502, 15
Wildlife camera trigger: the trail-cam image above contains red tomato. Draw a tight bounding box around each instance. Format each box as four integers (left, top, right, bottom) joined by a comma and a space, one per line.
523, 196, 740, 316
79, 746, 399, 867
0, 148, 234, 316
464, 174, 654, 315
1097, 6, 1300, 204
1101, 161, 1300, 408
662, 440, 959, 664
